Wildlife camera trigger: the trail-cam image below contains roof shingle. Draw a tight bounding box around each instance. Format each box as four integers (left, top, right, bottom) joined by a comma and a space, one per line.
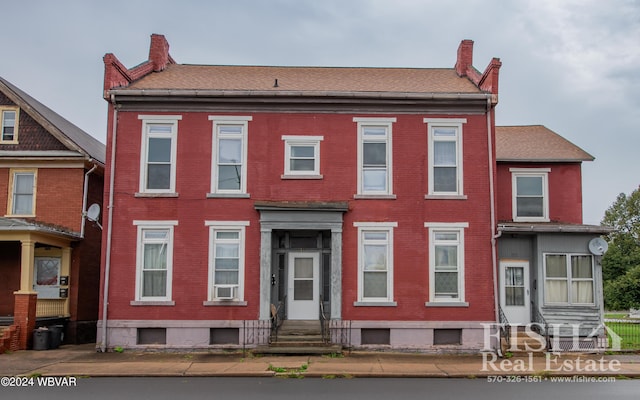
496, 125, 593, 162
124, 64, 481, 94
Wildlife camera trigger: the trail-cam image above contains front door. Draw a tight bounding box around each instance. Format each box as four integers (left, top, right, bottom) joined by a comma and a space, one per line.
500, 260, 530, 324
287, 252, 319, 320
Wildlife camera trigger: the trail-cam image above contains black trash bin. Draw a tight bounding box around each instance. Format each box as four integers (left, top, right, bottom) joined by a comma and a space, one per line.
33, 328, 50, 350
48, 325, 64, 349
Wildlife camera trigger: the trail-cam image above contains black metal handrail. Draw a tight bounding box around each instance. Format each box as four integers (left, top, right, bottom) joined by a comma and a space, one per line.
532, 306, 550, 351
320, 295, 329, 343
498, 305, 511, 355
270, 295, 286, 344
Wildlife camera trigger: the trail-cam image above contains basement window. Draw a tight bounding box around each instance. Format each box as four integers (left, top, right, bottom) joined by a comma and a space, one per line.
361, 328, 390, 345
210, 328, 240, 345
137, 328, 166, 345
433, 329, 462, 345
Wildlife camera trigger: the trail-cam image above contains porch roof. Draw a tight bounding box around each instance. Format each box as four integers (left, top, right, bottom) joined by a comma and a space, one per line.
0, 217, 80, 240
254, 200, 349, 212
498, 222, 614, 234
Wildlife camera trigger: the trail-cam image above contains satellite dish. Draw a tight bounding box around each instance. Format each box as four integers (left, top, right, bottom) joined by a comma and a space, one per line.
588, 237, 609, 256
87, 203, 101, 222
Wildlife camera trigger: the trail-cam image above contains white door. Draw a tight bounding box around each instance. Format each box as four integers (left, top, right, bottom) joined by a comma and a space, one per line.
287, 252, 319, 320
500, 260, 530, 324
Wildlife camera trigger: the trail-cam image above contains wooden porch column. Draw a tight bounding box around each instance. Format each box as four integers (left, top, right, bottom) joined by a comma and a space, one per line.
61, 246, 71, 316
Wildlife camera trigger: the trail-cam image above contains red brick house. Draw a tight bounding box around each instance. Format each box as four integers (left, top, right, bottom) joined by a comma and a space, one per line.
0, 77, 105, 350
97, 34, 607, 352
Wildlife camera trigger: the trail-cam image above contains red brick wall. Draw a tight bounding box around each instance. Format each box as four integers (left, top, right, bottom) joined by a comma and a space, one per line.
102, 111, 496, 322
13, 293, 37, 349
496, 162, 584, 224
34, 168, 84, 232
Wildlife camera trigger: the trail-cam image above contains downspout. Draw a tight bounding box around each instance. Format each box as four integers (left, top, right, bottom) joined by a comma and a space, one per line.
487, 95, 500, 326
100, 97, 118, 352
80, 163, 98, 238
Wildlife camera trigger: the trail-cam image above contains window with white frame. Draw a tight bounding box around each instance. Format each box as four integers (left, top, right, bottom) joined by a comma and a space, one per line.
354, 118, 395, 196
426, 223, 468, 304
354, 222, 396, 304
8, 169, 36, 216
424, 119, 466, 196
281, 135, 323, 177
138, 116, 180, 194
206, 221, 249, 302
511, 169, 549, 221
544, 254, 594, 305
209, 116, 252, 196
134, 221, 177, 302
1, 108, 18, 143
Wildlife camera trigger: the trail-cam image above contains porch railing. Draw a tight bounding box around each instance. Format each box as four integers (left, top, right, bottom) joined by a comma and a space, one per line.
269, 295, 286, 344
36, 299, 67, 317
532, 305, 550, 351
498, 305, 510, 355
320, 295, 329, 343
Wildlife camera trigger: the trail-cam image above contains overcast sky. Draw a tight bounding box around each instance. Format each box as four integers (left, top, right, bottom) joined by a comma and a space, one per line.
2, 0, 638, 224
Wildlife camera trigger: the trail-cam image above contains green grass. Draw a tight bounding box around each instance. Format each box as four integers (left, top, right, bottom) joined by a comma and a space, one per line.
605, 313, 628, 319
606, 321, 640, 350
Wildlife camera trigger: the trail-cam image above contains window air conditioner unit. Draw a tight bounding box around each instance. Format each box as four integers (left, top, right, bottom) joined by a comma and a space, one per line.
215, 285, 237, 300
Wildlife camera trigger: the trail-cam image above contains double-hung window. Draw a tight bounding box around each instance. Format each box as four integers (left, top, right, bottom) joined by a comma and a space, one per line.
1, 108, 18, 143
511, 168, 550, 221
354, 222, 397, 305
281, 135, 323, 178
138, 116, 180, 194
8, 169, 36, 216
209, 116, 251, 197
206, 221, 249, 303
354, 118, 395, 197
426, 222, 468, 305
133, 221, 177, 303
544, 254, 594, 304
424, 119, 466, 197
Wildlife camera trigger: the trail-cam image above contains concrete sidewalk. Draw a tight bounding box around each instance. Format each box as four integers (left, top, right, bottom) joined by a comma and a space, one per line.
1, 344, 640, 378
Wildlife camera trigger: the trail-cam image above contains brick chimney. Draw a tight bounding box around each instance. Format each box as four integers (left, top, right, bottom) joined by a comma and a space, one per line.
149, 34, 171, 72
455, 39, 474, 77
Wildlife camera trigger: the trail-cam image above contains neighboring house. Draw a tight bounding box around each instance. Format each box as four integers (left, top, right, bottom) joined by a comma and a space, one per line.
496, 125, 611, 350
0, 77, 105, 350
97, 34, 606, 352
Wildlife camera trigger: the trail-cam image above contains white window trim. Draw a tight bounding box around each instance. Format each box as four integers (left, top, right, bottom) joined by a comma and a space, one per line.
425, 222, 469, 306
424, 118, 466, 196
281, 135, 324, 178
209, 116, 252, 196
354, 117, 396, 197
543, 253, 595, 306
138, 115, 181, 195
353, 221, 397, 305
132, 220, 178, 303
510, 168, 550, 222
1, 107, 19, 144
205, 221, 250, 304
6, 168, 36, 217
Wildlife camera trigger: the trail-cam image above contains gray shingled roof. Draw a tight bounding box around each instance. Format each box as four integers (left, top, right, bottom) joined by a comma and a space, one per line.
0, 77, 105, 164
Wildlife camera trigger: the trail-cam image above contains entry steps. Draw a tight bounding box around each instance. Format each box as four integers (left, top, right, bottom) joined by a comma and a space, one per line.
501, 326, 547, 356
254, 320, 342, 355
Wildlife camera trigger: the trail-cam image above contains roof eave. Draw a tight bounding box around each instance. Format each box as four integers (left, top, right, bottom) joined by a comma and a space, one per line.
109, 89, 490, 101
497, 158, 594, 163
498, 223, 614, 234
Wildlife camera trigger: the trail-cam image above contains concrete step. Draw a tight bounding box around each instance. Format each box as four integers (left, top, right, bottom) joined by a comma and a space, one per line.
273, 334, 324, 342
254, 344, 342, 355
